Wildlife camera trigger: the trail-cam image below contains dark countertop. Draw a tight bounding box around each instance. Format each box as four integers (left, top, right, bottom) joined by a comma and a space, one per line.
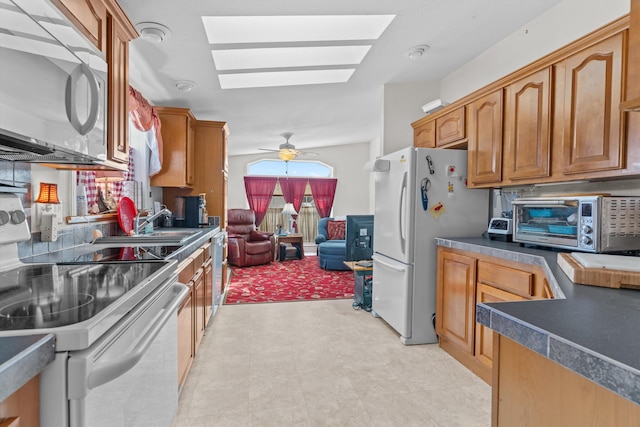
0, 334, 55, 402
23, 226, 221, 264
436, 237, 640, 405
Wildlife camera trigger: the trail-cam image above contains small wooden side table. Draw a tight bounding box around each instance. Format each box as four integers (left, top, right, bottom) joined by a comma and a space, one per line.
277, 234, 304, 260
344, 261, 373, 311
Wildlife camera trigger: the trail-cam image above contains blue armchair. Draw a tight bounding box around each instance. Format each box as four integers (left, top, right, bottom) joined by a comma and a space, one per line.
315, 217, 349, 270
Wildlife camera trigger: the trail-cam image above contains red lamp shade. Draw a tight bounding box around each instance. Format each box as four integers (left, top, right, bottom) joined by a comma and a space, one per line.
35, 183, 60, 204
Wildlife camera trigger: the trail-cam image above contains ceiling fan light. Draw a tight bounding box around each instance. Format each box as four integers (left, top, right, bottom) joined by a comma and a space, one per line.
279, 151, 296, 161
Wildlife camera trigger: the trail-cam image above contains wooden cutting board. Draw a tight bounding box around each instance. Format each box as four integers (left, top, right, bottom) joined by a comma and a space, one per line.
557, 253, 640, 290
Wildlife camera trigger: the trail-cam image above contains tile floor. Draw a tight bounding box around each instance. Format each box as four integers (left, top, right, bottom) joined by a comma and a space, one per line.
172, 299, 491, 427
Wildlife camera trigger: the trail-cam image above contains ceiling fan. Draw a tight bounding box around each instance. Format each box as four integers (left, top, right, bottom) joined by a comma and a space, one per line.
259, 132, 318, 161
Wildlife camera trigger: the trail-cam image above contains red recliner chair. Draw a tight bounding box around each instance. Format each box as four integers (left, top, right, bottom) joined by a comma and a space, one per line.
227, 209, 275, 267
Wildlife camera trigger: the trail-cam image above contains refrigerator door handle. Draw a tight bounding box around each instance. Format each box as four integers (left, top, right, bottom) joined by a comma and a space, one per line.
399, 172, 407, 255
373, 255, 407, 272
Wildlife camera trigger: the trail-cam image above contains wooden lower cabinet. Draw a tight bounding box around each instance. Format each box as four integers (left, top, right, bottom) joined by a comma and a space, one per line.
204, 258, 213, 325
176, 241, 212, 389
475, 284, 525, 371
177, 283, 193, 389
193, 267, 205, 353
0, 375, 40, 427
435, 250, 477, 355
493, 335, 640, 426
436, 247, 551, 384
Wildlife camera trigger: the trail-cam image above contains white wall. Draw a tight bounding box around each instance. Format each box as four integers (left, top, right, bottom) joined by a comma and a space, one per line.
382, 82, 441, 155
228, 142, 372, 217
440, 0, 630, 102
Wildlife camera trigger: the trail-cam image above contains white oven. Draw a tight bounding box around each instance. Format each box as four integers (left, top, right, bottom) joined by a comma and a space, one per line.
0, 194, 188, 427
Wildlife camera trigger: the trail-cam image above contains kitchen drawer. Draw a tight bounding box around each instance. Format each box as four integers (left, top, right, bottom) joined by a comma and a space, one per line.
192, 248, 206, 269
201, 241, 212, 260
177, 258, 195, 284
477, 261, 533, 297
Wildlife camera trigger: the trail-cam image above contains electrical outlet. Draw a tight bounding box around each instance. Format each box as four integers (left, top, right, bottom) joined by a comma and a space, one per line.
41, 214, 58, 242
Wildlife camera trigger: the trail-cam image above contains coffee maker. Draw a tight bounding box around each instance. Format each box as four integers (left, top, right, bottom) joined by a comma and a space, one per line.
174, 196, 201, 228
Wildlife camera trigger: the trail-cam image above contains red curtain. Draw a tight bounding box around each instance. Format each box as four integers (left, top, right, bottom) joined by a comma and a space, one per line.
309, 178, 338, 218
244, 176, 278, 226
280, 177, 308, 232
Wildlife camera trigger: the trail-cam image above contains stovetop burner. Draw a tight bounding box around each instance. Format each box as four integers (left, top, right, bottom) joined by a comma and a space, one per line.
0, 262, 166, 330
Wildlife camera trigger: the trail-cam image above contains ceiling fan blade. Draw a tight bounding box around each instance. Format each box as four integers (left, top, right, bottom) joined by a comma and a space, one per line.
258, 148, 280, 152
298, 150, 319, 156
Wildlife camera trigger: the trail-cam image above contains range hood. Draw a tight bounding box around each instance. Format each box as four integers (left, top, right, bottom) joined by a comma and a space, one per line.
0, 128, 103, 165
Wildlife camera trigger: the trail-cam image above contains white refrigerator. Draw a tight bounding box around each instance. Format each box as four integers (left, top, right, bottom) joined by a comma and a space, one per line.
371, 146, 489, 345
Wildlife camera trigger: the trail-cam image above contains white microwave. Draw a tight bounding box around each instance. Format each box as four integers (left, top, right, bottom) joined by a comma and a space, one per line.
0, 0, 108, 165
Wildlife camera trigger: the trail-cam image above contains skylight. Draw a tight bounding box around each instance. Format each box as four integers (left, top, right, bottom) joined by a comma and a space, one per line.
218, 69, 355, 90
202, 15, 395, 44
201, 15, 395, 89
211, 46, 371, 71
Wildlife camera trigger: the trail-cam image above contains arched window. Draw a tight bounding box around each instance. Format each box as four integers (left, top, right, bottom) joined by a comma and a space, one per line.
247, 159, 333, 177
246, 159, 333, 241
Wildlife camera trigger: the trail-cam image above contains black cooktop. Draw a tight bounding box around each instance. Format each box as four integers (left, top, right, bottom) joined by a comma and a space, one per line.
63, 246, 182, 263
0, 262, 166, 330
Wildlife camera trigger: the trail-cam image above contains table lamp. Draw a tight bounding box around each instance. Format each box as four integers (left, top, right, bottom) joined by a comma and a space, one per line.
281, 202, 297, 234
35, 182, 61, 242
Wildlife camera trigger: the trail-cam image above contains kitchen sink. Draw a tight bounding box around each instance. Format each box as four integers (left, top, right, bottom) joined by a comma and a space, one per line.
95, 229, 200, 245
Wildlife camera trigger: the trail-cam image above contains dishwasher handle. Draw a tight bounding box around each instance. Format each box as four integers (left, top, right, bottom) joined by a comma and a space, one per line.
87, 283, 188, 390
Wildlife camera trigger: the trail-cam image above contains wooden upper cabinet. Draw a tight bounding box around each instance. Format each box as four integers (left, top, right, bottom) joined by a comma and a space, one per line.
192, 121, 227, 222
414, 120, 436, 148
560, 33, 624, 175
151, 107, 196, 188
622, 0, 640, 111
105, 6, 136, 165
504, 68, 551, 181
51, 0, 106, 51
467, 90, 503, 187
436, 107, 466, 146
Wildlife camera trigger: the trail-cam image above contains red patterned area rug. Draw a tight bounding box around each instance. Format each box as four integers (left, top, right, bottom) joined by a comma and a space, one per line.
225, 256, 354, 304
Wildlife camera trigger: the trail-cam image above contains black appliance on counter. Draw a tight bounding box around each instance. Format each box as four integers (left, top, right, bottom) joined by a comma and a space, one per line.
174, 196, 201, 228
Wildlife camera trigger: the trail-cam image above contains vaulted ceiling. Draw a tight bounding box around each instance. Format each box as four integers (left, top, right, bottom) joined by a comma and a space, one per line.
118, 0, 563, 157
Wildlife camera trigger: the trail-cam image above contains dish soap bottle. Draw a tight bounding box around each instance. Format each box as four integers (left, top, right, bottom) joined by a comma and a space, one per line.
199, 193, 208, 225
76, 185, 88, 216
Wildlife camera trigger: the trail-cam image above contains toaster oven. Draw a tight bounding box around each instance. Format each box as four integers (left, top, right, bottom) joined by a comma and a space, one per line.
511, 196, 640, 253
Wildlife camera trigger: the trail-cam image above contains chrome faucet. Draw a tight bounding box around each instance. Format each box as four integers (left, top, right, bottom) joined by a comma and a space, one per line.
134, 208, 172, 235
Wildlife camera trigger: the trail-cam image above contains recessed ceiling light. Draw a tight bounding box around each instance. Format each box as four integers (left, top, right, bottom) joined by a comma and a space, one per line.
211, 45, 371, 71
202, 15, 395, 44
135, 22, 172, 43
175, 80, 195, 92
218, 69, 355, 89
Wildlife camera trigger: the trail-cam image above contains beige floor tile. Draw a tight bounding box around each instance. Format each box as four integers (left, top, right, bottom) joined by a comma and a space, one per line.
305, 398, 373, 427
173, 299, 490, 426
